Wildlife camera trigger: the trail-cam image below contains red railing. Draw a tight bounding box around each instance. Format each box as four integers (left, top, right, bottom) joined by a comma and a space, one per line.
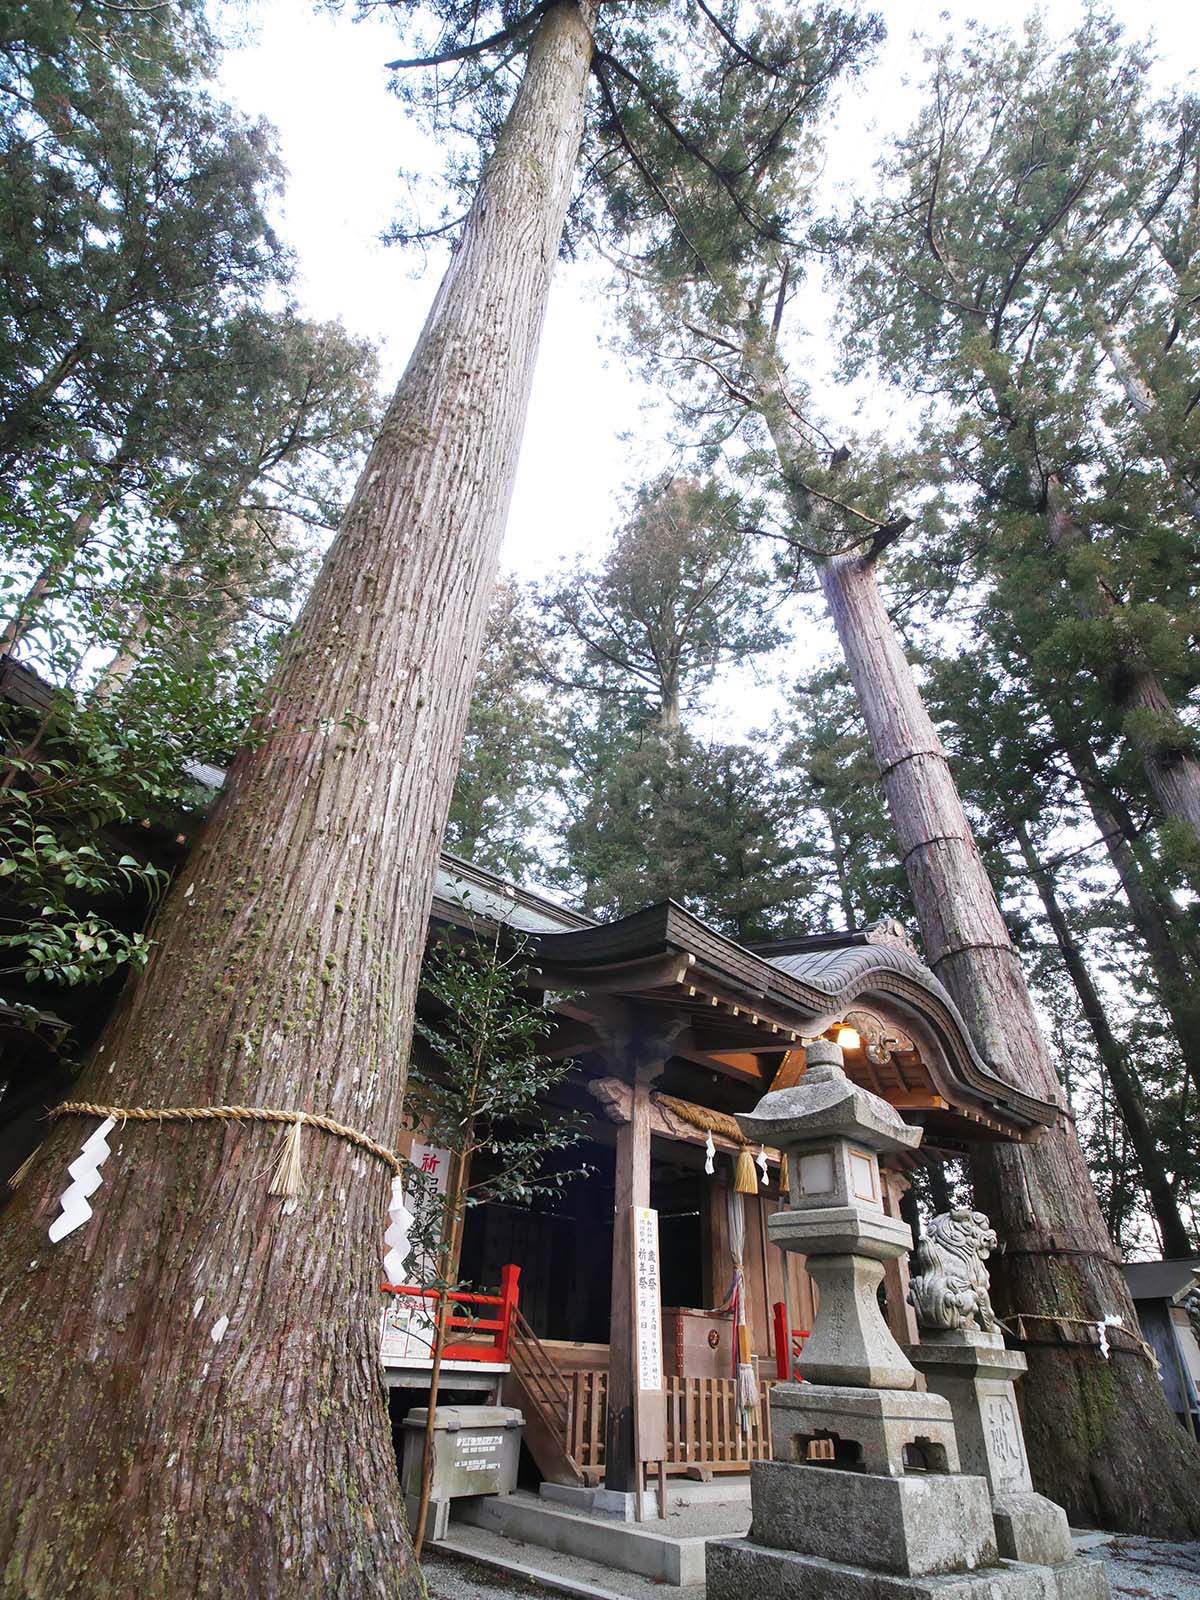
381, 1262, 521, 1363
772, 1301, 809, 1380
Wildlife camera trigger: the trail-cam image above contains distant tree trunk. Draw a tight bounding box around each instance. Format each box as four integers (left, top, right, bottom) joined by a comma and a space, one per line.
0, 5, 596, 1594
1085, 308, 1200, 527
1053, 723, 1200, 1101
924, 1157, 953, 1215
822, 810, 859, 930
92, 606, 154, 701
1008, 812, 1193, 1257
0, 468, 125, 655
1045, 476, 1200, 884
818, 547, 1200, 1536
0, 334, 93, 465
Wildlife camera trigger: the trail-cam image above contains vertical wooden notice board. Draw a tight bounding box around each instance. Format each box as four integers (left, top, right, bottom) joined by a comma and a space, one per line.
631, 1204, 666, 1512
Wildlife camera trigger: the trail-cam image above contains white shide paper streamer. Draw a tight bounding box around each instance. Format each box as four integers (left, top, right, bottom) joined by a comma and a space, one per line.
383, 1175, 414, 1284
48, 1116, 117, 1243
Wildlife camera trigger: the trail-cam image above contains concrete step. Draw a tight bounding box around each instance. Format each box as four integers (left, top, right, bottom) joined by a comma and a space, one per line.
455, 1488, 741, 1586
541, 1478, 752, 1517
431, 1521, 706, 1600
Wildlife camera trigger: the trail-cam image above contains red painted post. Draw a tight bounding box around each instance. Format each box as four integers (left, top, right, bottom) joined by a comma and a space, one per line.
774, 1299, 793, 1376
497, 1263, 521, 1360
772, 1302, 810, 1380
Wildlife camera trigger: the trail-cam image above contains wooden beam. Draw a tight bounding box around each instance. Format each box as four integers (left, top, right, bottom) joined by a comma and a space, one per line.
586, 1078, 763, 1162
706, 1050, 764, 1076
887, 1090, 948, 1110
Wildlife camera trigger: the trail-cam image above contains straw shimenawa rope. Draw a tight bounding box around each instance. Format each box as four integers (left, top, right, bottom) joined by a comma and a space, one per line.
49, 1101, 402, 1199
1009, 1310, 1161, 1372
653, 1092, 782, 1193
653, 1092, 748, 1146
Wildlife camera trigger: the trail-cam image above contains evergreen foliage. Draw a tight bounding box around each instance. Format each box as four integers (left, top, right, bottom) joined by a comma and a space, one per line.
0, 5, 382, 1016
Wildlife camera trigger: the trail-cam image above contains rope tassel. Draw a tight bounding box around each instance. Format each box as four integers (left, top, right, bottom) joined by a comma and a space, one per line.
734, 1147, 758, 1195
7, 1142, 42, 1193
268, 1120, 306, 1200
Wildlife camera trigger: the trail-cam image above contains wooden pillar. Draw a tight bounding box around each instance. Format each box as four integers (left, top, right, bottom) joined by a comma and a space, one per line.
881, 1166, 920, 1350
605, 1065, 655, 1493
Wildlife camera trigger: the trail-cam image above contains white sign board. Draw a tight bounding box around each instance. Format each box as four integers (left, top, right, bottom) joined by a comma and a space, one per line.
633, 1206, 663, 1392
380, 1295, 437, 1363
404, 1139, 451, 1283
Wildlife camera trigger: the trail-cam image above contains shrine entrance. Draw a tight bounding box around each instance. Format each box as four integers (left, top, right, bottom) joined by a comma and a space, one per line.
458, 1136, 615, 1345
456, 1139, 713, 1348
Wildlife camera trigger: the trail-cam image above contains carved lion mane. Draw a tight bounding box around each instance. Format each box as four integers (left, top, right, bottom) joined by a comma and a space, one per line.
908, 1208, 999, 1334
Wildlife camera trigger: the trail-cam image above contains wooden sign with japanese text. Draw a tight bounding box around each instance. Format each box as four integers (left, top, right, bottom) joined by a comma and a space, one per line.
631, 1205, 666, 1460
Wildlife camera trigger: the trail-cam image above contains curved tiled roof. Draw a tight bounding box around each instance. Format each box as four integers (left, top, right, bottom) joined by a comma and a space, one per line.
763, 938, 1055, 1133
529, 900, 1058, 1136
421, 860, 1058, 1138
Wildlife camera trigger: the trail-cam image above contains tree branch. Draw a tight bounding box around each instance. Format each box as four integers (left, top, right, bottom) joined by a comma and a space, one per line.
385, 2, 550, 72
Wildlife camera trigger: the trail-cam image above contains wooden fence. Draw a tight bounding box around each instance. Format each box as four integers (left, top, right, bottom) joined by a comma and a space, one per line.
564, 1370, 773, 1477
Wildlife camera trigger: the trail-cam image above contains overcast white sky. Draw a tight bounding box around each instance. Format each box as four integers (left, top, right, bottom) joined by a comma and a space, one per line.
219, 0, 1199, 596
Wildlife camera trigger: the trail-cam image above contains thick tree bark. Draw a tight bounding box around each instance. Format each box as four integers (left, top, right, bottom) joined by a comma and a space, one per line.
818, 548, 1200, 1535
1008, 812, 1193, 1257
0, 5, 596, 1595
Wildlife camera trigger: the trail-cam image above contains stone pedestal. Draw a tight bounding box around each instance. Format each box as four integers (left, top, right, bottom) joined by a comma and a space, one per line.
708, 1534, 1111, 1600
909, 1332, 1072, 1567
771, 1382, 961, 1477
748, 1460, 996, 1577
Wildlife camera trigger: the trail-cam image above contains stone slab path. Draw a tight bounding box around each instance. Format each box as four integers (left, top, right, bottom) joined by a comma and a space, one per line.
423, 1530, 1200, 1600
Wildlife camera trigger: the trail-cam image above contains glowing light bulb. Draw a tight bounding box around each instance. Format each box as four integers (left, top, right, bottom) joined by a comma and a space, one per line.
835, 1026, 861, 1051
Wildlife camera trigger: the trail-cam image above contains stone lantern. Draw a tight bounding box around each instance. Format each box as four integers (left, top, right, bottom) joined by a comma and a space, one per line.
705, 1038, 1109, 1600
741, 1037, 960, 1476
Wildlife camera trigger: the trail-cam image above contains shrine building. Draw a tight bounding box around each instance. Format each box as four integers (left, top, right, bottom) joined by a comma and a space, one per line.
385, 852, 1057, 1495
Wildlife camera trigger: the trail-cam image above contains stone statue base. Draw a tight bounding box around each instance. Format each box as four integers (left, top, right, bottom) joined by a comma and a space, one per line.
708, 1533, 1111, 1600
909, 1333, 1073, 1567
745, 1460, 996, 1576
705, 1461, 1110, 1600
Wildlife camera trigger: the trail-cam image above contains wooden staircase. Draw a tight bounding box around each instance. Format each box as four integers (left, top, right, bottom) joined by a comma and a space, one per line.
507, 1308, 586, 1487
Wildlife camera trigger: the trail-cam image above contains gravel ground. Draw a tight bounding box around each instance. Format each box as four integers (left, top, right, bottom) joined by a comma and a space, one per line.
421, 1549, 565, 1600
1092, 1536, 1200, 1600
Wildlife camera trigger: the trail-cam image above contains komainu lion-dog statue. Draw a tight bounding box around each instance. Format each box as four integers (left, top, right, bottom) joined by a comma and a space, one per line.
908, 1208, 999, 1334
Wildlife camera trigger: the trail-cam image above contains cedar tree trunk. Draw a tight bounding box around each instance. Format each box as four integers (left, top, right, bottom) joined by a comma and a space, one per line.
0, 4, 595, 1594
819, 548, 1200, 1536
1008, 812, 1193, 1257
1045, 476, 1200, 884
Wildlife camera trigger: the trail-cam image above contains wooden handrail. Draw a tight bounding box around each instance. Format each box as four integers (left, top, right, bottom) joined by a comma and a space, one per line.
380, 1263, 521, 1364
511, 1308, 572, 1427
